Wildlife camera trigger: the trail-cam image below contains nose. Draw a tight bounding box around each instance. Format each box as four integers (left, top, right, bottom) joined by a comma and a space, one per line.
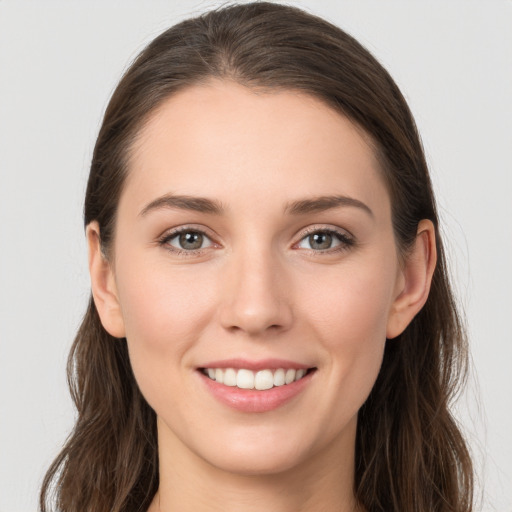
218, 246, 293, 337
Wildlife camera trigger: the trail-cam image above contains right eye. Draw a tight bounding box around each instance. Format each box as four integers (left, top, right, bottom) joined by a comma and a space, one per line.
160, 229, 213, 252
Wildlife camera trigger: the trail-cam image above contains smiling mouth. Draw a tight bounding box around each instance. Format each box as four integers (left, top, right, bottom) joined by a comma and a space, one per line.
200, 367, 317, 391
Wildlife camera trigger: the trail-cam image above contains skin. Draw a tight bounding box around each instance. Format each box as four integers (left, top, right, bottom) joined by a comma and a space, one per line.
88, 80, 436, 512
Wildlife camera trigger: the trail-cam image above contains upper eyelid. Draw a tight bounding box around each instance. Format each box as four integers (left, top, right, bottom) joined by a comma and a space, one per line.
159, 224, 217, 240
295, 224, 353, 240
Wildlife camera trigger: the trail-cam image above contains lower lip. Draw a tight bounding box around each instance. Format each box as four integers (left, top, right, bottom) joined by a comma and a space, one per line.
198, 370, 315, 413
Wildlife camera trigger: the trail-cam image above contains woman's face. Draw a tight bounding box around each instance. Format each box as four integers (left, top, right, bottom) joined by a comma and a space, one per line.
104, 80, 406, 475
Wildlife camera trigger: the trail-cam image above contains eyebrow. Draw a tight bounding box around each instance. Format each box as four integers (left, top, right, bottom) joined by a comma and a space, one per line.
284, 195, 374, 218
139, 193, 373, 218
139, 194, 224, 217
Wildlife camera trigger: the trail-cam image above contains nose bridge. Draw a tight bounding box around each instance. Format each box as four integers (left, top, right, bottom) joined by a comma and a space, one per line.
219, 239, 292, 335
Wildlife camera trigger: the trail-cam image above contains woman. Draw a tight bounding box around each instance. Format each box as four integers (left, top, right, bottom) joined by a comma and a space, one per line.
40, 2, 473, 511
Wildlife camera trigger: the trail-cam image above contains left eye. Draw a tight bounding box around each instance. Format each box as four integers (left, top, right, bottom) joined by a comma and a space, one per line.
297, 230, 349, 251
166, 230, 213, 251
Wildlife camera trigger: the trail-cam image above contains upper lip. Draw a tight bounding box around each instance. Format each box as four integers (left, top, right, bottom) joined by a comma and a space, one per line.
198, 358, 314, 371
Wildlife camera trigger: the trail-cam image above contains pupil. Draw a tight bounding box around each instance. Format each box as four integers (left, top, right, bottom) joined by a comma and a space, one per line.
310, 232, 332, 250
179, 232, 203, 249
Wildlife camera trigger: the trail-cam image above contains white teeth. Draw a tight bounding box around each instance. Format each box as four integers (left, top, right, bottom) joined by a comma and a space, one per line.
203, 367, 311, 390
285, 369, 296, 384
223, 368, 237, 387
273, 368, 285, 386
254, 370, 274, 390
236, 369, 255, 389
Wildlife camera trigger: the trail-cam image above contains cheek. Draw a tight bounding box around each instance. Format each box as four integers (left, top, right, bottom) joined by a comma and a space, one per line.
301, 259, 396, 405
304, 263, 395, 345
113, 256, 218, 386
117, 256, 214, 334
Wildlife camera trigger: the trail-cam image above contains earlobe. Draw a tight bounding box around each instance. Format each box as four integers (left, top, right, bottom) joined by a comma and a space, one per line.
386, 219, 437, 339
86, 221, 126, 338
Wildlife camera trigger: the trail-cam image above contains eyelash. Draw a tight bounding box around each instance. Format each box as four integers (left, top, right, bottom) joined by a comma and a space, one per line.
157, 226, 355, 256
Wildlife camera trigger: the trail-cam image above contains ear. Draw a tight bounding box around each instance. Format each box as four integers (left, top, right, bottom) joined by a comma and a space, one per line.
86, 221, 126, 338
386, 219, 437, 339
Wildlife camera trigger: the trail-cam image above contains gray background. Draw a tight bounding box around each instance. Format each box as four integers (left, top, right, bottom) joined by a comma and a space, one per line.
1, 1, 511, 510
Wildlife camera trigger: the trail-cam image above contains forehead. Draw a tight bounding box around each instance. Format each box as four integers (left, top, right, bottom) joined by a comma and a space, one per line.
123, 80, 389, 219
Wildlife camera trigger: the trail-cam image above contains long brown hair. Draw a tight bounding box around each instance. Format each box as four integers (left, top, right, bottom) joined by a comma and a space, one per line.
40, 3, 473, 511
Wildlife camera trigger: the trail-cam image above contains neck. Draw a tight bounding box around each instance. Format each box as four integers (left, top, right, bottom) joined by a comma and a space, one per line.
149, 417, 361, 512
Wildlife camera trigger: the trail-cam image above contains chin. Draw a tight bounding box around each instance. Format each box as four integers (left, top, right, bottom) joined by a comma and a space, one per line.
205, 448, 307, 477
193, 426, 319, 477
